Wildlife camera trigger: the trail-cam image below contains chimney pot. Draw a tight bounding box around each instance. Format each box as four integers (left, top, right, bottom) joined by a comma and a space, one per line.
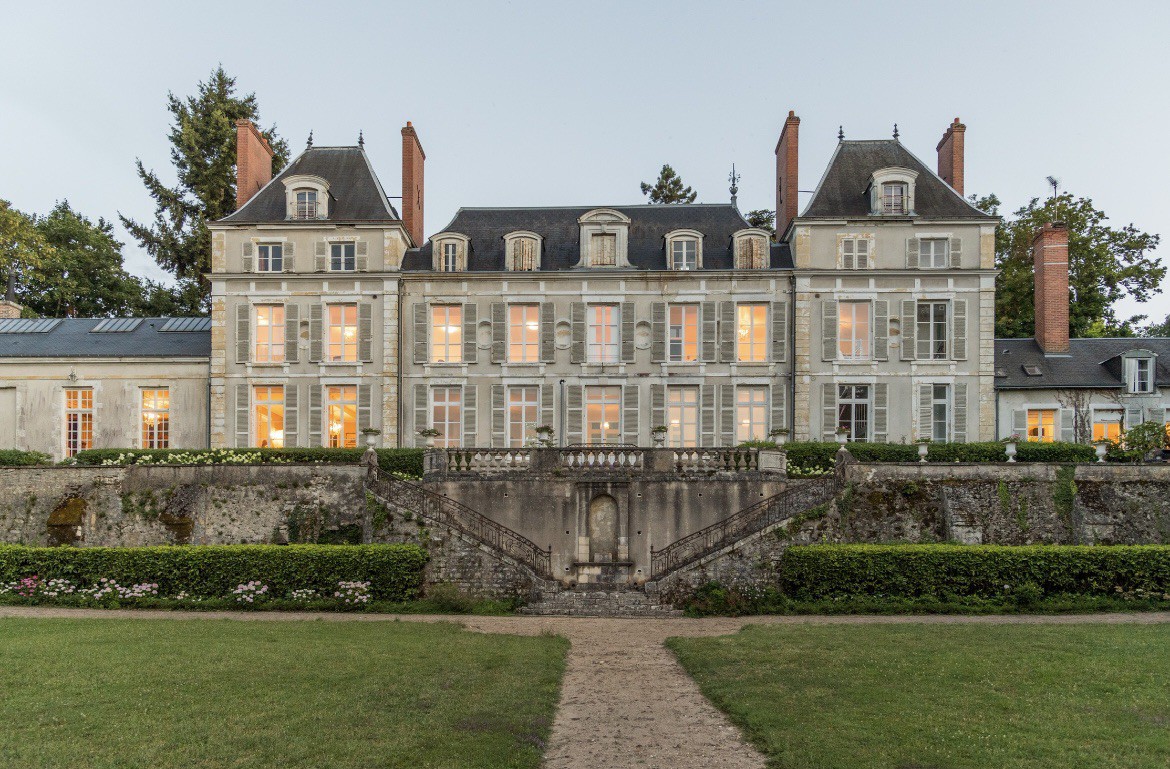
235, 119, 275, 210
775, 111, 800, 237
401, 122, 426, 246
1032, 222, 1070, 354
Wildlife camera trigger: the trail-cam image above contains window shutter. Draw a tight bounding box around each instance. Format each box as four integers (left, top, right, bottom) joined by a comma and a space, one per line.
413, 304, 428, 365
308, 385, 322, 446
413, 384, 428, 447
1125, 406, 1143, 431
570, 303, 586, 364
242, 242, 253, 273
234, 383, 250, 447
952, 300, 968, 360
540, 384, 555, 437
235, 304, 250, 364
284, 384, 298, 448
771, 301, 788, 363
490, 302, 506, 363
719, 383, 735, 445
540, 302, 555, 363
315, 241, 328, 272
719, 302, 735, 362
356, 240, 369, 272
566, 385, 583, 444
770, 383, 787, 433
949, 237, 962, 268
873, 383, 889, 443
700, 383, 715, 446
842, 239, 854, 270
821, 383, 837, 440
821, 300, 838, 361
621, 303, 636, 363
873, 300, 888, 360
917, 383, 933, 441
857, 238, 870, 269
651, 384, 665, 433
462, 303, 477, 364
869, 185, 879, 214
309, 304, 323, 362
1060, 408, 1075, 442
651, 302, 667, 363
700, 302, 717, 362
284, 304, 300, 364
623, 384, 639, 444
906, 238, 919, 268
901, 300, 917, 361
283, 241, 296, 272
358, 303, 373, 362
354, 383, 371, 434
462, 385, 477, 447
954, 383, 968, 443
491, 385, 506, 446
1011, 409, 1027, 437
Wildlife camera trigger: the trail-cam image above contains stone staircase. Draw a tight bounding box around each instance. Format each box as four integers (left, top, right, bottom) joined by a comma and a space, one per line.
519, 584, 683, 618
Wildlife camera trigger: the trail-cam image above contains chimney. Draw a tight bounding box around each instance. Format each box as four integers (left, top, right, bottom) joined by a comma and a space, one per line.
235, 119, 275, 209
936, 117, 966, 195
1032, 222, 1070, 354
401, 121, 426, 246
0, 272, 20, 319
775, 111, 800, 237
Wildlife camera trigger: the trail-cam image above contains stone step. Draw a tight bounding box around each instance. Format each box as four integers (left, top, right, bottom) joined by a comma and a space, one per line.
520, 587, 684, 617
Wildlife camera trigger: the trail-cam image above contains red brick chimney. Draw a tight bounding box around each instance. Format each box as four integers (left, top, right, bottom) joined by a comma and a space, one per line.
235, 119, 274, 209
775, 110, 800, 237
1032, 222, 1070, 354
401, 121, 425, 246
936, 117, 966, 196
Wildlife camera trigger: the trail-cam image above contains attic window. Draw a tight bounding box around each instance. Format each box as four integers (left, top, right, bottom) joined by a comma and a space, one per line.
431, 232, 470, 272
1023, 365, 1043, 377
91, 318, 144, 333
576, 209, 631, 268
665, 230, 703, 270
1126, 356, 1154, 394
295, 190, 318, 219
733, 229, 770, 269
881, 183, 907, 214
504, 232, 541, 271
869, 168, 918, 216
282, 175, 330, 220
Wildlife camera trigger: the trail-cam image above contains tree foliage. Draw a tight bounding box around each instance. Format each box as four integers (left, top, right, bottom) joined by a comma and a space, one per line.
640, 164, 697, 204
0, 200, 51, 304
744, 209, 775, 235
1142, 314, 1170, 337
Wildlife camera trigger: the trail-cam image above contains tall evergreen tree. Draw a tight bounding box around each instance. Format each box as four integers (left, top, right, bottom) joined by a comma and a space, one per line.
640, 165, 697, 204
744, 209, 775, 235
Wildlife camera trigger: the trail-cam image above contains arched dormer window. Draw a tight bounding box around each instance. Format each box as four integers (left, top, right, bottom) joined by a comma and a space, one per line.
733, 228, 770, 270
665, 229, 703, 270
504, 231, 542, 271
281, 174, 330, 220
576, 209, 632, 268
431, 232, 470, 272
869, 167, 918, 216
1121, 350, 1157, 394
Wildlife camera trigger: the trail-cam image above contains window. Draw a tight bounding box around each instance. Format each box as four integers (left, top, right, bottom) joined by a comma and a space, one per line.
591, 234, 617, 266
442, 242, 459, 272
920, 238, 949, 268
585, 386, 622, 443
1128, 357, 1154, 394
736, 236, 767, 269
253, 385, 285, 448
737, 304, 768, 363
508, 305, 540, 363
1092, 409, 1122, 443
1027, 409, 1056, 443
668, 304, 699, 363
931, 384, 950, 442
294, 189, 318, 219
64, 388, 93, 457
141, 388, 170, 449
837, 384, 870, 442
327, 304, 358, 363
736, 385, 768, 443
430, 306, 463, 363
257, 243, 283, 272
838, 301, 871, 361
671, 239, 697, 270
330, 242, 355, 271
587, 305, 620, 364
431, 387, 462, 448
507, 386, 539, 447
254, 305, 285, 364
510, 237, 538, 271
841, 238, 870, 269
881, 182, 907, 214
916, 301, 949, 360
666, 386, 699, 447
326, 385, 358, 448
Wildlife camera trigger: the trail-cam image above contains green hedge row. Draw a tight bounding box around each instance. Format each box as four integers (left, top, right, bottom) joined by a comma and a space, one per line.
766, 441, 1097, 471
70, 447, 425, 476
778, 544, 1170, 599
0, 449, 53, 466
0, 544, 428, 601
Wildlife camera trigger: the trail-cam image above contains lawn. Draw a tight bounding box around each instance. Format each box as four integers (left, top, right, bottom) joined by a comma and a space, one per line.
668, 623, 1170, 769
0, 617, 568, 769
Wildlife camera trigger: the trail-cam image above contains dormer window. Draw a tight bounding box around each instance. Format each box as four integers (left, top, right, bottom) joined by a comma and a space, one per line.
733, 229, 770, 269
881, 183, 907, 214
442, 242, 459, 271
295, 189, 318, 219
665, 230, 703, 270
576, 209, 632, 268
869, 168, 917, 216
282, 174, 330, 220
1127, 356, 1155, 394
432, 233, 470, 272
504, 232, 541, 271
591, 234, 617, 265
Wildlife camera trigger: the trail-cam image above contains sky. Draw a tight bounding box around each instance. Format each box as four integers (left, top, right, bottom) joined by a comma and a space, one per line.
2, 0, 1169, 324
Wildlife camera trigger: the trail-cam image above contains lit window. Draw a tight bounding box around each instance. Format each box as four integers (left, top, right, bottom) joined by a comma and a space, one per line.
737, 304, 768, 363
295, 190, 318, 219
736, 236, 767, 269
668, 305, 699, 363
141, 388, 170, 449
508, 305, 540, 363
841, 238, 870, 269
507, 386, 539, 447
587, 305, 620, 364
881, 183, 907, 214
330, 242, 355, 271
916, 301, 949, 360
736, 386, 768, 444
838, 301, 871, 361
1027, 409, 1056, 443
327, 304, 358, 363
837, 384, 870, 442
920, 238, 949, 269
931, 384, 950, 442
253, 385, 285, 448
327, 385, 358, 448
442, 242, 460, 272
1092, 409, 1122, 443
591, 234, 617, 266
671, 239, 697, 270
585, 386, 622, 443
431, 387, 462, 448
257, 243, 283, 272
430, 306, 462, 363
666, 386, 699, 446
64, 388, 93, 457
254, 305, 285, 364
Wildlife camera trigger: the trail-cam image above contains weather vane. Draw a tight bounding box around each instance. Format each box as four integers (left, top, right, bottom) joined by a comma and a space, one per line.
729, 164, 740, 206
838, 126, 845, 141
358, 130, 364, 148
306, 130, 313, 149
893, 123, 899, 140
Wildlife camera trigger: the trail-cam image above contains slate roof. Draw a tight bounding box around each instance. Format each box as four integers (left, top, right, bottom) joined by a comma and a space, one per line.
401, 204, 793, 272
219, 146, 400, 224
0, 318, 211, 359
995, 337, 1170, 389
802, 140, 995, 221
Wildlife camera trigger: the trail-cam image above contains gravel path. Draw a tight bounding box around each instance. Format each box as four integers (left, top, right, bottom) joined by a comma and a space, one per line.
5, 607, 1169, 769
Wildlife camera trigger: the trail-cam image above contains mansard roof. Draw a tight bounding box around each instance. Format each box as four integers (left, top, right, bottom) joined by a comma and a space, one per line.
401, 204, 793, 271
994, 337, 1170, 389
219, 146, 401, 225
802, 140, 994, 220
0, 317, 210, 359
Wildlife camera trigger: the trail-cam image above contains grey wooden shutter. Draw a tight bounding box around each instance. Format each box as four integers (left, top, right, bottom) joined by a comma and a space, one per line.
873, 384, 888, 442
821, 299, 838, 361
356, 240, 369, 272
413, 304, 428, 365
491, 385, 506, 446
917, 383, 933, 441
570, 303, 586, 364
540, 384, 555, 435
462, 303, 477, 364
701, 302, 717, 362
1011, 409, 1027, 437
315, 241, 328, 272
235, 304, 250, 364
284, 304, 300, 364
241, 242, 253, 273
358, 383, 372, 433
906, 238, 919, 268
901, 300, 917, 361
953, 383, 968, 443
700, 384, 715, 446
623, 384, 639, 444
949, 237, 962, 268
491, 302, 506, 363
952, 299, 968, 360
621, 303, 635, 363
284, 384, 299, 448
651, 302, 667, 363
309, 304, 323, 362
566, 385, 583, 444
413, 384, 428, 447
770, 383, 787, 433
1060, 408, 1075, 442
873, 300, 888, 360
842, 239, 854, 270
857, 238, 870, 269
283, 241, 295, 272
358, 303, 373, 362
719, 302, 736, 362
234, 383, 250, 447
719, 383, 736, 445
771, 301, 788, 363
651, 384, 665, 432
462, 385, 477, 447
540, 302, 555, 362
308, 385, 322, 447
822, 383, 837, 440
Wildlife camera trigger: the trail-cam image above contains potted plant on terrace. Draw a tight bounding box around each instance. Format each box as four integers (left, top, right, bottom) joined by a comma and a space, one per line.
1003, 433, 1021, 463
417, 427, 441, 448
361, 427, 381, 448
768, 427, 789, 446
534, 424, 555, 448
651, 425, 669, 447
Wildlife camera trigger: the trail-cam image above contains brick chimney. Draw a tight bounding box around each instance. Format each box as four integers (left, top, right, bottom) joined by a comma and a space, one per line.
1032, 222, 1070, 354
936, 117, 966, 195
401, 121, 426, 246
775, 110, 800, 237
235, 119, 275, 209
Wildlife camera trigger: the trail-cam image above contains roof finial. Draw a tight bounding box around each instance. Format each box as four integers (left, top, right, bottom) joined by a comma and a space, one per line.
838, 125, 845, 141
893, 123, 900, 140
358, 130, 364, 148
306, 130, 313, 149
728, 163, 740, 208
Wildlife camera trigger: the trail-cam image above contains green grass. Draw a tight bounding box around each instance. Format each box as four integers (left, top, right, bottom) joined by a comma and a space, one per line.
0, 618, 568, 768
668, 623, 1170, 769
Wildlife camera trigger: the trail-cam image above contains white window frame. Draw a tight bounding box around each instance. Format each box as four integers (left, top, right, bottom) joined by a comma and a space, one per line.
584, 385, 622, 443
735, 385, 768, 444
668, 304, 700, 363
666, 385, 699, 447
326, 303, 358, 363
141, 387, 170, 449
837, 384, 871, 442
504, 231, 541, 271
1026, 408, 1057, 443
506, 385, 540, 447
837, 300, 871, 361
736, 303, 768, 363
295, 189, 318, 219
252, 385, 285, 449
508, 304, 540, 363
257, 243, 283, 272
666, 230, 703, 270
430, 305, 463, 364
254, 304, 285, 364
1127, 357, 1154, 394
326, 385, 359, 448
930, 383, 951, 442
916, 300, 949, 360
330, 242, 356, 272
1092, 407, 1123, 443
64, 387, 94, 458
587, 304, 620, 364
919, 238, 950, 269
430, 386, 462, 448
869, 168, 917, 216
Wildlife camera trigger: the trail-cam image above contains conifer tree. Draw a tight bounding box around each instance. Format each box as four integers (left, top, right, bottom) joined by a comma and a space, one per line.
640, 165, 697, 204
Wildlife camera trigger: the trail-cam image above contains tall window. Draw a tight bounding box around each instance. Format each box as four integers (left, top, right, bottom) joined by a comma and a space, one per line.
881, 182, 907, 214
430, 306, 462, 363
1092, 409, 1122, 443
141, 388, 170, 449
916, 301, 949, 359
431, 387, 462, 448
330, 242, 355, 271
587, 305, 620, 364
254, 305, 285, 364
736, 386, 768, 444
668, 304, 699, 363
442, 242, 460, 272
585, 386, 622, 443
737, 304, 768, 363
838, 301, 871, 360
508, 304, 540, 363
327, 385, 358, 448
507, 386, 539, 447
64, 388, 93, 457
257, 243, 283, 272
295, 190, 317, 219
327, 304, 358, 363
590, 234, 617, 266
253, 385, 285, 448
837, 384, 870, 442
1027, 409, 1056, 443
930, 384, 950, 442
842, 238, 870, 269
671, 239, 697, 270
1128, 358, 1153, 394
920, 238, 949, 268
666, 386, 699, 446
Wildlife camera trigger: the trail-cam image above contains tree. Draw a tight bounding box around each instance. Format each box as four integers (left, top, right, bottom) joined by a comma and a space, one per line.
1142, 314, 1170, 337
744, 209, 775, 235
120, 66, 288, 313
0, 200, 52, 307
640, 165, 697, 204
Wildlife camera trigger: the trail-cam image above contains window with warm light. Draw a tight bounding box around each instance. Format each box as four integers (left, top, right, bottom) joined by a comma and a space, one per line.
257, 243, 283, 272
736, 304, 767, 362
668, 305, 699, 363
1092, 409, 1122, 443
141, 388, 169, 449
507, 385, 539, 447
508, 304, 540, 363
430, 306, 462, 363
587, 305, 620, 364
330, 242, 355, 271
327, 385, 358, 448
666, 386, 699, 446
736, 386, 768, 443
837, 384, 870, 442
671, 239, 697, 270
431, 387, 462, 447
838, 301, 871, 360
253, 385, 285, 448
1027, 409, 1056, 442
294, 189, 318, 219
916, 301, 949, 360
254, 305, 285, 364
327, 304, 358, 363
64, 388, 93, 457
585, 386, 622, 443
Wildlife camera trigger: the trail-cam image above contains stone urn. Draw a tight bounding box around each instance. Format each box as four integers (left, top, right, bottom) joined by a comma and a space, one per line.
1004, 440, 1018, 463
917, 442, 929, 463
835, 430, 848, 446
1094, 441, 1109, 463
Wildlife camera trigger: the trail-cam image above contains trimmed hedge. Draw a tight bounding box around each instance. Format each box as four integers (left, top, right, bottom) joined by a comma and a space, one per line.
0, 544, 428, 601
70, 447, 425, 477
0, 449, 52, 466
767, 441, 1097, 472
778, 544, 1170, 600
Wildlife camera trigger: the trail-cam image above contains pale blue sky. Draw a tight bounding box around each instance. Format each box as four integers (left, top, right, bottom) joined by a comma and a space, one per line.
2, 0, 1168, 323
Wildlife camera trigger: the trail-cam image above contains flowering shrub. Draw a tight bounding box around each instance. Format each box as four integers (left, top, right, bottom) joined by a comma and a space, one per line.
96, 449, 288, 466
333, 581, 372, 605
68, 447, 426, 477
290, 588, 319, 602
232, 581, 270, 604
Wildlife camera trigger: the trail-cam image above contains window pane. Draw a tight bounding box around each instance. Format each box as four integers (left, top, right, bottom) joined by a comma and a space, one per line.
430, 306, 463, 363
587, 305, 619, 363
326, 385, 358, 448
507, 386, 539, 447
666, 386, 699, 446
508, 305, 540, 363
328, 304, 358, 362
141, 388, 170, 449
838, 301, 870, 360
735, 386, 768, 443
585, 386, 622, 442
253, 385, 285, 448
432, 387, 462, 447
737, 304, 767, 362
